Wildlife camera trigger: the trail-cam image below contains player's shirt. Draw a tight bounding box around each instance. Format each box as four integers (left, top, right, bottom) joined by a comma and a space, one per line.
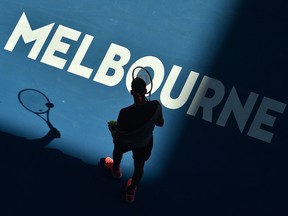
115, 100, 163, 148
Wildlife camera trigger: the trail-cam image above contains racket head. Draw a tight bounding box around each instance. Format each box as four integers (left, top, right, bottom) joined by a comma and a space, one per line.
132, 66, 153, 96
18, 89, 53, 114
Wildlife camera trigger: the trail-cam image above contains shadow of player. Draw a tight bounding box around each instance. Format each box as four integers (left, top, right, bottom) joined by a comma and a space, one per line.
0, 128, 129, 215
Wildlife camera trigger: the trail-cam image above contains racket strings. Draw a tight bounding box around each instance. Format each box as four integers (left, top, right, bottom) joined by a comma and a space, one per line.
132, 66, 153, 101
18, 89, 50, 114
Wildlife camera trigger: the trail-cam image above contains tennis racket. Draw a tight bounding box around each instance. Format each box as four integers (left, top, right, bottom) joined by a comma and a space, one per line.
132, 66, 153, 100
18, 89, 55, 129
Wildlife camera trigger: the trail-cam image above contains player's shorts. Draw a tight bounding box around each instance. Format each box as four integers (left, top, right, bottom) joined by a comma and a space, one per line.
114, 137, 153, 162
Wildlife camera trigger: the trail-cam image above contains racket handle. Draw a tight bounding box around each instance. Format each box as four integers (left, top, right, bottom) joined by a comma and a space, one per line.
47, 121, 54, 129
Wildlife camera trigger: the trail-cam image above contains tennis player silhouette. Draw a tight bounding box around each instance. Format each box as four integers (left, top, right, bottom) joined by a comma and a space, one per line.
105, 76, 164, 203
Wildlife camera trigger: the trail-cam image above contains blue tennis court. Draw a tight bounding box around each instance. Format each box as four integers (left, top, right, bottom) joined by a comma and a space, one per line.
0, 0, 287, 215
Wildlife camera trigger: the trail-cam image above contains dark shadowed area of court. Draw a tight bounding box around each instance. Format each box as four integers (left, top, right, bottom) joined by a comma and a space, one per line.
0, 0, 287, 216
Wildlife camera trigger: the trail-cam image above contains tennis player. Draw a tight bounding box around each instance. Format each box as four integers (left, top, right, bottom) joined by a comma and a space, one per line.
105, 77, 164, 203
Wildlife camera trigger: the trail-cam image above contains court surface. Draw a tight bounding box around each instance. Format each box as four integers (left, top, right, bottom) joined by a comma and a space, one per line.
0, 1, 287, 215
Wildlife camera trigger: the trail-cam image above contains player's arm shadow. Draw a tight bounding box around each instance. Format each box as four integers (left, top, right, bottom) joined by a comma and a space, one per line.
0, 127, 60, 151
25, 127, 61, 147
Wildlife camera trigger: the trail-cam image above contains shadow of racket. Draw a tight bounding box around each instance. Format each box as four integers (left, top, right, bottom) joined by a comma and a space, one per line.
18, 89, 56, 129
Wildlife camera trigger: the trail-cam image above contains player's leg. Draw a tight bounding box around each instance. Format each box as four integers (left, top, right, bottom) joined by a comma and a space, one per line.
105, 142, 128, 179
126, 138, 153, 202
112, 143, 125, 170
125, 159, 143, 203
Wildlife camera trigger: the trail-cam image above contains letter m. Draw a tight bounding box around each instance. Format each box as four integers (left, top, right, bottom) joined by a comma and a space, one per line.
4, 12, 54, 60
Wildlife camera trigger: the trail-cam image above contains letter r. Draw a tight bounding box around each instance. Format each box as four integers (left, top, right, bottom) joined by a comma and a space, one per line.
187, 76, 225, 122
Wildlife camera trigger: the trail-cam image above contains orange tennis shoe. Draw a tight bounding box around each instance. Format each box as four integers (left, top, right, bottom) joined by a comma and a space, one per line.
125, 178, 138, 203
104, 157, 122, 179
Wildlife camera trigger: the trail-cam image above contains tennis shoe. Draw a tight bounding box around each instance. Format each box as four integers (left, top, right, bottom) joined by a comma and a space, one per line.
104, 157, 122, 179
125, 178, 137, 203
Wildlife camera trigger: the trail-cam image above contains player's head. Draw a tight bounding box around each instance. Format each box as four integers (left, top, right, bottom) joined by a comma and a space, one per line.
131, 77, 147, 102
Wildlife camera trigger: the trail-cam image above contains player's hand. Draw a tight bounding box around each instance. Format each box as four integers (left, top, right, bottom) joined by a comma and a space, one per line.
107, 120, 117, 130
48, 127, 61, 138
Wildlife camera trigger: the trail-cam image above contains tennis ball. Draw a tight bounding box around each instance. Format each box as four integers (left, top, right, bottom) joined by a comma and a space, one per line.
108, 120, 116, 125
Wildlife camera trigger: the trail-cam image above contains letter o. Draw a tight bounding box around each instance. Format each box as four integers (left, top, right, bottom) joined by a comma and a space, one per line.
126, 56, 165, 94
